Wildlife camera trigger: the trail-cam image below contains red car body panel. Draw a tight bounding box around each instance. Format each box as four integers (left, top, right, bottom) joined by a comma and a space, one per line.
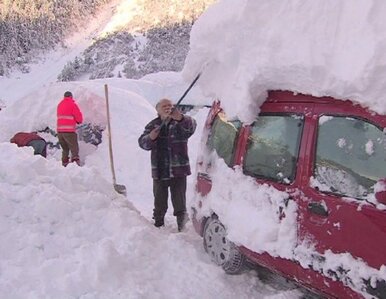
193, 91, 386, 299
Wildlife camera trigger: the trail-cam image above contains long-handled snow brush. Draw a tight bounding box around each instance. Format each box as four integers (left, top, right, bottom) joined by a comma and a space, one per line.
104, 84, 127, 196
175, 71, 202, 108
158, 71, 202, 129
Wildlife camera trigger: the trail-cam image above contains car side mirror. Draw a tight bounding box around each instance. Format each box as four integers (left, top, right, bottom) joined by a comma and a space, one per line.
205, 100, 222, 128
375, 179, 386, 205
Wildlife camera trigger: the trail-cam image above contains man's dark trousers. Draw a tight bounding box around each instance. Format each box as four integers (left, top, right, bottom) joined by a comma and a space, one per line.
153, 177, 187, 224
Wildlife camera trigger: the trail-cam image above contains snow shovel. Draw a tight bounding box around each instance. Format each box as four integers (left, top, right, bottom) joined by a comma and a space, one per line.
104, 84, 127, 196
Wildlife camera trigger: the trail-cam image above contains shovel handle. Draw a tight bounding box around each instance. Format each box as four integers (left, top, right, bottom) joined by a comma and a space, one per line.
104, 84, 117, 185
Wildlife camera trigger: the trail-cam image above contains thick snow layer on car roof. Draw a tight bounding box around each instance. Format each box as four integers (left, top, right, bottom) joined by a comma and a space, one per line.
183, 0, 386, 122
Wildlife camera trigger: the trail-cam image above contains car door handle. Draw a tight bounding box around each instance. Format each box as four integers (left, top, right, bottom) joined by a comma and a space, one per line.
308, 202, 329, 217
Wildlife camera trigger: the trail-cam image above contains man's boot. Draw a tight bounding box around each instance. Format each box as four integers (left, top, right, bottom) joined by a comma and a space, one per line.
71, 157, 80, 166
154, 218, 164, 228
177, 213, 189, 232
62, 157, 69, 167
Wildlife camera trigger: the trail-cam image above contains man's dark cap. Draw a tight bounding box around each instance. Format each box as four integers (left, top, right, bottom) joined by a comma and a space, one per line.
64, 91, 73, 98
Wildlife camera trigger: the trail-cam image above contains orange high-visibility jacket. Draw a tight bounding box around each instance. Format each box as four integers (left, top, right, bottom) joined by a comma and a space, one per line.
57, 97, 83, 133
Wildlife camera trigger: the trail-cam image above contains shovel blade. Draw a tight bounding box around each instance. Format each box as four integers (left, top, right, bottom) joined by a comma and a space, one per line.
114, 184, 127, 196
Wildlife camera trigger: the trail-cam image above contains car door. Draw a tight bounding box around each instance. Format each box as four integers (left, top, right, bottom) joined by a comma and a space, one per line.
298, 102, 386, 295
196, 106, 242, 198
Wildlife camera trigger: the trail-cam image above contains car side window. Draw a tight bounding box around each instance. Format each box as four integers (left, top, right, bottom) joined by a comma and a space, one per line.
207, 114, 241, 167
243, 114, 304, 183
314, 116, 386, 200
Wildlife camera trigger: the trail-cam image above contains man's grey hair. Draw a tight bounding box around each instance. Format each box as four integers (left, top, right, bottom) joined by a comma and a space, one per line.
155, 98, 172, 109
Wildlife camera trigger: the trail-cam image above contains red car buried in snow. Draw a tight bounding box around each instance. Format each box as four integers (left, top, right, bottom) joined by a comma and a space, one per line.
192, 90, 386, 299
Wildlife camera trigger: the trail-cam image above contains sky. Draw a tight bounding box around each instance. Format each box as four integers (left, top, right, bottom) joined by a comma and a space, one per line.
0, 0, 386, 298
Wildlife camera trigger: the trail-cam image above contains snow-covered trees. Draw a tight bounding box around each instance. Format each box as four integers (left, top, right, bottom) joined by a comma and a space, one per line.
57, 0, 215, 81
1, 0, 215, 79
125, 22, 191, 79
0, 0, 108, 75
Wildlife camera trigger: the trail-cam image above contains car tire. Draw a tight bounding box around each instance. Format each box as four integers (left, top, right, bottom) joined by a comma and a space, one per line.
203, 216, 246, 274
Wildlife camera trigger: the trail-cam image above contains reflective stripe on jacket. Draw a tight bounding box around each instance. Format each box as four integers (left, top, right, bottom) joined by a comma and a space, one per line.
57, 97, 83, 133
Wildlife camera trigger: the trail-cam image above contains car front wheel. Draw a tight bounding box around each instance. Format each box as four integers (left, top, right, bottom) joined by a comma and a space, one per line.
203, 217, 246, 274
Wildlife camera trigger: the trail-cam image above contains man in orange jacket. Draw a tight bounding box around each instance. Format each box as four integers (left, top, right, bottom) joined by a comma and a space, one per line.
10, 132, 47, 157
57, 91, 83, 166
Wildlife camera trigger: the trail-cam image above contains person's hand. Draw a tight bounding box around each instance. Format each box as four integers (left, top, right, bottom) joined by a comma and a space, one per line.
170, 108, 183, 121
149, 126, 160, 140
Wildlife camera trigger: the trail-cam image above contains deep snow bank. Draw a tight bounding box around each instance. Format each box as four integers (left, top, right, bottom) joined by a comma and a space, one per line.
183, 0, 386, 122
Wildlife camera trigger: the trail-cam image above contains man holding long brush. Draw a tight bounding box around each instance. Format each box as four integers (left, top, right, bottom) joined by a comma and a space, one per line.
138, 98, 197, 232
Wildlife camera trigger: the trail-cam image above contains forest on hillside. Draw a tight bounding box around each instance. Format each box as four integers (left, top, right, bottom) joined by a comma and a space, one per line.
0, 0, 108, 75
0, 0, 216, 79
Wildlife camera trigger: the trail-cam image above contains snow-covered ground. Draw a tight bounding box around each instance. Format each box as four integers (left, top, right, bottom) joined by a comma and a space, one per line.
1, 0, 386, 298
0, 1, 303, 299
0, 76, 301, 299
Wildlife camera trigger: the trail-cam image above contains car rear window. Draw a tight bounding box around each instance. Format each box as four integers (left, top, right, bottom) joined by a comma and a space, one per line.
206, 114, 241, 166
243, 114, 304, 183
314, 115, 386, 200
